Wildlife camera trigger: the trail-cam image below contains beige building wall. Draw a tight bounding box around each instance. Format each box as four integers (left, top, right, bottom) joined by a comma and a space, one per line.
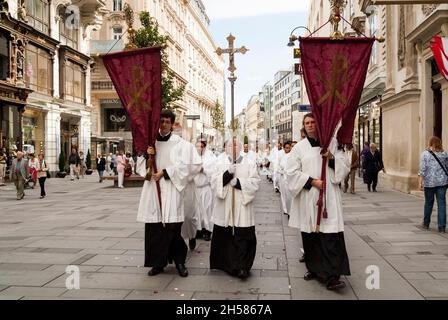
244, 95, 261, 146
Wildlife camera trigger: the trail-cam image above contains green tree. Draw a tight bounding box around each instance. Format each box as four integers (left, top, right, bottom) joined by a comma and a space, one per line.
86, 149, 92, 169
58, 152, 65, 172
211, 100, 225, 132
228, 118, 240, 131
134, 11, 185, 110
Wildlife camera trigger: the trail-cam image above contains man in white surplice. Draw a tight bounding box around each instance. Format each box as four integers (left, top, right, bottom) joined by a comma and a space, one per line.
209, 139, 260, 279
278, 141, 292, 217
268, 142, 284, 192
136, 109, 202, 278
285, 113, 351, 291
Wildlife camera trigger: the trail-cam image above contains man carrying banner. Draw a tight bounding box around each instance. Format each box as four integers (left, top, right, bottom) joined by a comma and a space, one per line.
136, 109, 202, 277
286, 113, 351, 290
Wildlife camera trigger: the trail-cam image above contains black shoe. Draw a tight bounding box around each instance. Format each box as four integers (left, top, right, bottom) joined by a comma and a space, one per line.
326, 279, 346, 290
237, 269, 249, 279
422, 223, 430, 230
176, 264, 188, 277
439, 227, 446, 233
299, 255, 305, 263
275, 188, 280, 193
203, 232, 211, 241
189, 238, 196, 251
304, 271, 317, 281
147, 267, 164, 276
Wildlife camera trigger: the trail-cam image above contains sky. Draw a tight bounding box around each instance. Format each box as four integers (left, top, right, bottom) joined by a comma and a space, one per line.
202, 0, 310, 122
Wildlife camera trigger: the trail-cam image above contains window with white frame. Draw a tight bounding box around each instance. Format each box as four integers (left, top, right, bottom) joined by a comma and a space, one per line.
369, 13, 378, 67
113, 0, 122, 11
113, 26, 123, 40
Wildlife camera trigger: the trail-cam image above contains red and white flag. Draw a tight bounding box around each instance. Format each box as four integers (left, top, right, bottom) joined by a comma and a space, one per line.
432, 35, 448, 80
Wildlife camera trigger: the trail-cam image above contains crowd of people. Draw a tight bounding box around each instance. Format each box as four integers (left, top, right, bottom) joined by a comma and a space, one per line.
1, 108, 446, 293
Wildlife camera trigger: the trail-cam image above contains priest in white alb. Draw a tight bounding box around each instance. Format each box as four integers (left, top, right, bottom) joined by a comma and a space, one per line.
210, 139, 260, 279
285, 113, 351, 291
136, 109, 202, 278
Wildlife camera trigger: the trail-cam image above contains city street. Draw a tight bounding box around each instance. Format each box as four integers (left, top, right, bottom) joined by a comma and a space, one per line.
0, 174, 446, 300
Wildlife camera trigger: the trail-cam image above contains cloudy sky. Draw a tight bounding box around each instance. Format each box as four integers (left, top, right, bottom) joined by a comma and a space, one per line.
202, 0, 310, 121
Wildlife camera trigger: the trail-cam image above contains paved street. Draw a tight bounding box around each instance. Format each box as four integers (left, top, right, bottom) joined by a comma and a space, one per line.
0, 174, 447, 300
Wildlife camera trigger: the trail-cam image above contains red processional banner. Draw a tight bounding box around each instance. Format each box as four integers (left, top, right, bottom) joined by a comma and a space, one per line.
103, 46, 162, 155
299, 37, 374, 230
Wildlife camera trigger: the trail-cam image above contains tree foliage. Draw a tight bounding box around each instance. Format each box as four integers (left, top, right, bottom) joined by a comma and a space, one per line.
58, 152, 65, 172
134, 12, 185, 110
211, 100, 225, 132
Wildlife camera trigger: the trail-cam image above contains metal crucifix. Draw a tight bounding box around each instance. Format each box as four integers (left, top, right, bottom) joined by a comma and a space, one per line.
215, 33, 248, 235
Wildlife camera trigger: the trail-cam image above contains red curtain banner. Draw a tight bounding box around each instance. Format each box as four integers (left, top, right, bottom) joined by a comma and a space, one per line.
432, 36, 448, 80
103, 46, 162, 155
299, 37, 374, 230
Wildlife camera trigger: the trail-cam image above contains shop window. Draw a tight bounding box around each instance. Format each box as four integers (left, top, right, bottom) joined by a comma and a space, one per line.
25, 0, 50, 34
0, 33, 8, 80
25, 43, 52, 95
103, 108, 131, 132
65, 60, 85, 103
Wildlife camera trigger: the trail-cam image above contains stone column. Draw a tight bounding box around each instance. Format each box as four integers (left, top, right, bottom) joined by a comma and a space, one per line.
441, 80, 448, 151
45, 106, 61, 173
383, 5, 396, 99
79, 110, 91, 155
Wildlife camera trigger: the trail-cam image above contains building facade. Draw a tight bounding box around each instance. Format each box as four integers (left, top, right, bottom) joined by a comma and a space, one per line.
244, 94, 261, 147
89, 0, 224, 159
0, 0, 107, 174
273, 70, 293, 143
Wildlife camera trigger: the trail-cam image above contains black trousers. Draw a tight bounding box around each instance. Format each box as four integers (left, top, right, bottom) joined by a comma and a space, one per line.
366, 171, 378, 191
38, 177, 46, 197
144, 222, 187, 268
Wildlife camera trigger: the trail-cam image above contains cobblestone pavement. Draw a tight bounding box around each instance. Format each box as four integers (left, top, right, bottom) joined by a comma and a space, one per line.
0, 173, 446, 300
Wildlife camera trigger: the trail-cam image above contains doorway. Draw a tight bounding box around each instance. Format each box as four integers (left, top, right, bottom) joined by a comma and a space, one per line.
432, 82, 442, 139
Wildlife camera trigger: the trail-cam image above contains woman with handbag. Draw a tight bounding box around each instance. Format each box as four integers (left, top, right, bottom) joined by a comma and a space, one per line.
362, 143, 384, 192
36, 153, 49, 199
418, 136, 448, 233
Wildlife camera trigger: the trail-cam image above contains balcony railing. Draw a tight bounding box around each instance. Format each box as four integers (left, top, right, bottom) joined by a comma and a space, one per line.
91, 81, 115, 91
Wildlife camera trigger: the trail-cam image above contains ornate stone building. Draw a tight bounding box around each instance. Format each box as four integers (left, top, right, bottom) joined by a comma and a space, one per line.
360, 1, 448, 193
89, 0, 224, 157
0, 0, 107, 174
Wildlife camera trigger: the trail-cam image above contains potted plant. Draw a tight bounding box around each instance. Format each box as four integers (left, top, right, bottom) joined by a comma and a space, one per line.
85, 149, 93, 175
56, 152, 67, 178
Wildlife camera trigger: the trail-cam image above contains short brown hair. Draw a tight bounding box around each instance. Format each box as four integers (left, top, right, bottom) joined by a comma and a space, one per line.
428, 136, 444, 152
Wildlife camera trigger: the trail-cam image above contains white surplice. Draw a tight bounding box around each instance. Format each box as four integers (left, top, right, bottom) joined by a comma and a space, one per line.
278, 152, 292, 214
136, 134, 202, 223
211, 154, 260, 228
285, 137, 350, 233
193, 149, 216, 232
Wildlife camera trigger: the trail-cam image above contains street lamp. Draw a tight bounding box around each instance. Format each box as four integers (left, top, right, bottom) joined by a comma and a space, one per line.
287, 26, 312, 47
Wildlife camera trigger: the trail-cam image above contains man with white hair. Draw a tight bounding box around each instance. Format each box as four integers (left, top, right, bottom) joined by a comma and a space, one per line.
210, 138, 260, 279
10, 151, 30, 200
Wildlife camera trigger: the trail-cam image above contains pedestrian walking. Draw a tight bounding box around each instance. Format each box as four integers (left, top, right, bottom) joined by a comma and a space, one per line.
0, 148, 6, 186
116, 150, 126, 188
97, 154, 106, 182
79, 150, 87, 178
418, 136, 448, 233
136, 109, 202, 278
28, 153, 38, 189
10, 151, 29, 200
36, 153, 48, 199
285, 113, 351, 290
363, 143, 384, 192
106, 153, 112, 175
125, 152, 135, 174
343, 144, 359, 194
210, 139, 261, 279
68, 149, 80, 181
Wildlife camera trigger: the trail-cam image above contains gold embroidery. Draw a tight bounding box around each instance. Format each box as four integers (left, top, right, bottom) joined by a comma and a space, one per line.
316, 53, 349, 106
125, 65, 152, 114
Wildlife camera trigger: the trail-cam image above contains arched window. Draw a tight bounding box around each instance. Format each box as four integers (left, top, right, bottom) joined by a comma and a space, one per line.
25, 0, 50, 34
